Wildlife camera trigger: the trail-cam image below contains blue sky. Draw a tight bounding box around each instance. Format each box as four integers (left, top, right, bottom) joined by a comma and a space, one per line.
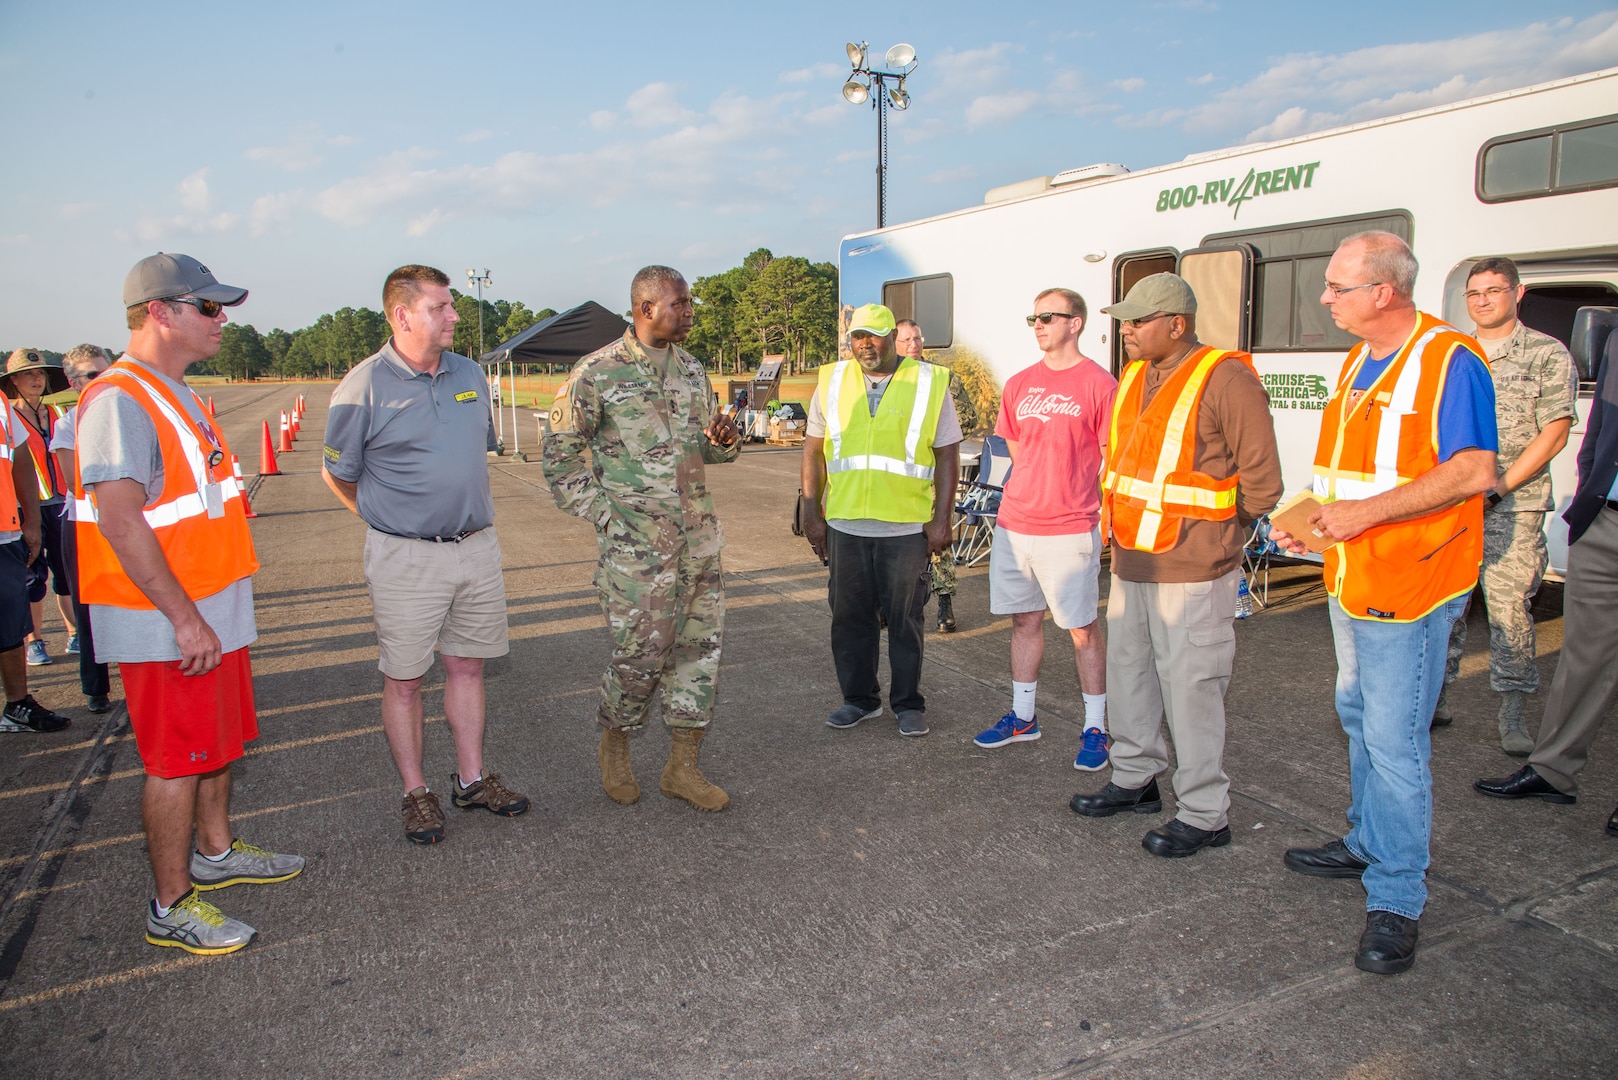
3, 0, 1617, 349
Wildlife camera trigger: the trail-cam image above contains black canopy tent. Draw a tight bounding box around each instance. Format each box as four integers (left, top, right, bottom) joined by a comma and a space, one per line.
477, 301, 628, 457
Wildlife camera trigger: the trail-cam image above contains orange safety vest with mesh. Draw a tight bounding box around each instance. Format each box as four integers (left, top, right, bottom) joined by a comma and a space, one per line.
0, 404, 21, 533
1312, 312, 1484, 623
1103, 346, 1251, 553
14, 401, 67, 501
73, 361, 258, 609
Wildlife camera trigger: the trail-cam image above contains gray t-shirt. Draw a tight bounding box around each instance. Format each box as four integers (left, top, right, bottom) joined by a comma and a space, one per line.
323, 341, 498, 539
807, 371, 962, 537
76, 357, 257, 663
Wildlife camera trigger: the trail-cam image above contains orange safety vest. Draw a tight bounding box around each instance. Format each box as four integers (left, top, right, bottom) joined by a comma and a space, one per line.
1103, 346, 1251, 553
1312, 312, 1484, 622
0, 404, 20, 533
14, 400, 67, 501
74, 360, 258, 609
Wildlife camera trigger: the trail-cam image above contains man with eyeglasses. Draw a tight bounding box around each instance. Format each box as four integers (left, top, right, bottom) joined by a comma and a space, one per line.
1272, 231, 1497, 975
972, 290, 1117, 773
48, 344, 114, 714
1429, 257, 1576, 754
801, 303, 961, 737
896, 319, 961, 633
1070, 274, 1281, 859
76, 252, 304, 955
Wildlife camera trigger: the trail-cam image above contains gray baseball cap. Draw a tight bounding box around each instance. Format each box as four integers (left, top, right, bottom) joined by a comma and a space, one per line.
123, 253, 248, 308
1100, 273, 1197, 321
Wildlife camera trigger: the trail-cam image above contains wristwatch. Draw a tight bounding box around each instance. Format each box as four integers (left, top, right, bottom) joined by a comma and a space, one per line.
1486, 490, 1503, 507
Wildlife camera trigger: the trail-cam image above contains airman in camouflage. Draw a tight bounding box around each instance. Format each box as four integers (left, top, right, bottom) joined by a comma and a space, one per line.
542, 265, 740, 811
896, 319, 960, 633
1437, 258, 1578, 756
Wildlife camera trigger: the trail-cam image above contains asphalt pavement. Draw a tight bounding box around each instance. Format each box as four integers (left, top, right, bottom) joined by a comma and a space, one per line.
0, 383, 1614, 1079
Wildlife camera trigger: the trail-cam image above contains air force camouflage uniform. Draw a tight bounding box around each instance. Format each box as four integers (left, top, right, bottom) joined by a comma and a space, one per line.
542, 330, 740, 730
1444, 322, 1578, 695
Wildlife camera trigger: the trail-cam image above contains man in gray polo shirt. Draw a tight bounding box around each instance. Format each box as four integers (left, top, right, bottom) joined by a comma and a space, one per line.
322, 264, 530, 845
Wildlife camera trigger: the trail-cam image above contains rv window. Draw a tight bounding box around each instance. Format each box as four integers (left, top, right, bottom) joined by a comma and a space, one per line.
1178, 247, 1250, 352
1111, 249, 1178, 373
1520, 283, 1618, 378
1478, 114, 1618, 202
1210, 211, 1411, 351
883, 274, 954, 349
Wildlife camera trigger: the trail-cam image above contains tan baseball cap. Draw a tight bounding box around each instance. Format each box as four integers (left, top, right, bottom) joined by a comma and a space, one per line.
1100, 273, 1197, 321
123, 253, 248, 308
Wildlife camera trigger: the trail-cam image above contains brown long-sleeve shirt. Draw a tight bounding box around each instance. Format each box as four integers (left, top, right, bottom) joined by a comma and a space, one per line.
1110, 348, 1284, 583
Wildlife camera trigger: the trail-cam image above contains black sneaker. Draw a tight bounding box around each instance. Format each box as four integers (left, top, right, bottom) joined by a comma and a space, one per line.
87, 695, 112, 715
0, 695, 70, 733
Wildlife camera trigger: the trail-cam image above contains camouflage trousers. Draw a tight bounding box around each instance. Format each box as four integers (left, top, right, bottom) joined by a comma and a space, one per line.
1443, 509, 1547, 694
928, 551, 956, 597
593, 533, 724, 730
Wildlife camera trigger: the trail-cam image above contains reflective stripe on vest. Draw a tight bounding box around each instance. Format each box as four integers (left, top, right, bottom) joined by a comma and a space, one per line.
1103, 347, 1240, 552
824, 359, 938, 481
1312, 324, 1443, 503
17, 402, 66, 501
819, 358, 946, 522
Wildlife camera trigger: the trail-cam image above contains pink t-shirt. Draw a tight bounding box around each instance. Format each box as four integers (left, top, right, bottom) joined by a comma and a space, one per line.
994, 357, 1117, 535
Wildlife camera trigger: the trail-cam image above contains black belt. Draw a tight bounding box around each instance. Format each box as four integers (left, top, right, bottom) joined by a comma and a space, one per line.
375, 526, 486, 543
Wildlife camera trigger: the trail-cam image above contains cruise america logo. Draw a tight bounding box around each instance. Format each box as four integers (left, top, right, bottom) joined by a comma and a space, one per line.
1157, 160, 1320, 218
1014, 388, 1084, 424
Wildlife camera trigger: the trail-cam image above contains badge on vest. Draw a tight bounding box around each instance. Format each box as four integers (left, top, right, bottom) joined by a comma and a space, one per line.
1367, 607, 1396, 619
204, 482, 225, 519
455, 390, 479, 403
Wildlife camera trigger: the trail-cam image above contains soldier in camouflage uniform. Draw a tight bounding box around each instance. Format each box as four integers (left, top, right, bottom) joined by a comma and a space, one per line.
1437, 258, 1577, 756
897, 319, 959, 632
542, 266, 740, 811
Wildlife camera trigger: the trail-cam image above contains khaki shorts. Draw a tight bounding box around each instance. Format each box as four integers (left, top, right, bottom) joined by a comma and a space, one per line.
364, 527, 509, 680
989, 525, 1102, 629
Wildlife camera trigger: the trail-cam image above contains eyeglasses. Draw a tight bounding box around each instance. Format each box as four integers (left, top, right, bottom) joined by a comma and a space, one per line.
68, 369, 102, 384
1322, 281, 1382, 299
1123, 312, 1173, 328
1026, 312, 1077, 326
166, 296, 225, 318
1464, 285, 1514, 303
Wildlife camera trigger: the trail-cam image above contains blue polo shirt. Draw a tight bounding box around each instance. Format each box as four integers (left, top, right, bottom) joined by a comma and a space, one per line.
1352, 345, 1498, 461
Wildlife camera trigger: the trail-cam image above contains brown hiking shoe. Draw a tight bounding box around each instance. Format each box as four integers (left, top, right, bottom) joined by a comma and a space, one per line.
402, 787, 445, 844
599, 727, 640, 804
660, 727, 729, 812
451, 773, 530, 816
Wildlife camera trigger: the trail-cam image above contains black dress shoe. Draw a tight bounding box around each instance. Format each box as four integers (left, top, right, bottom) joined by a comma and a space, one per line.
1142, 818, 1231, 858
1284, 838, 1368, 878
1355, 911, 1418, 974
1070, 777, 1162, 817
1474, 764, 1576, 804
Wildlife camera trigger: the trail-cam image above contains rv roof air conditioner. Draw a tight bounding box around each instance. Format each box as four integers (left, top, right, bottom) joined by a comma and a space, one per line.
985, 163, 1130, 204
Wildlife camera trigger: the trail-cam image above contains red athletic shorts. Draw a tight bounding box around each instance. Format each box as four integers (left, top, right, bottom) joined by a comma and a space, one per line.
123, 648, 259, 779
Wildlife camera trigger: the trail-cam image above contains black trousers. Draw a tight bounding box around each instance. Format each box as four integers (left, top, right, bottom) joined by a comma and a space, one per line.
59, 517, 110, 699
827, 528, 931, 714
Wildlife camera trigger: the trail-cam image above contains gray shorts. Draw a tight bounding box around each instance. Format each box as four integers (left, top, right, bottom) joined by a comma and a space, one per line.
363, 527, 509, 680
989, 525, 1102, 629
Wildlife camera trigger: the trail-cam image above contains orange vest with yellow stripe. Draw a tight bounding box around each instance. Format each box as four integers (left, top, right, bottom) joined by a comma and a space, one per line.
13, 401, 67, 501
74, 360, 259, 609
1103, 346, 1251, 553
0, 404, 21, 533
1312, 312, 1485, 622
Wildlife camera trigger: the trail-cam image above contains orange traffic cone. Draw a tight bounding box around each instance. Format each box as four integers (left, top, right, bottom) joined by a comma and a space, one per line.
207, 396, 217, 416
278, 411, 294, 453
260, 421, 282, 475
232, 455, 257, 518
290, 410, 300, 439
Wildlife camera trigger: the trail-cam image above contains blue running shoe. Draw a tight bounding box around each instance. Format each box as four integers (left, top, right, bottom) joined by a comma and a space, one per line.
1073, 727, 1111, 771
973, 712, 1040, 748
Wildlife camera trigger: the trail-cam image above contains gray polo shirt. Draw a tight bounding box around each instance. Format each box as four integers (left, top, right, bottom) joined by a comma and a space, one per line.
323, 341, 498, 539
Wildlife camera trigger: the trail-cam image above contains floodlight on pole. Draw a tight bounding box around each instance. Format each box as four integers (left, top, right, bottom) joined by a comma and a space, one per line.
466, 267, 492, 358
841, 40, 918, 229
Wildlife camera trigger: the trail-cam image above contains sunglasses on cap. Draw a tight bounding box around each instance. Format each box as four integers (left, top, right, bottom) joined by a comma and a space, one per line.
166, 297, 225, 318
1025, 312, 1077, 326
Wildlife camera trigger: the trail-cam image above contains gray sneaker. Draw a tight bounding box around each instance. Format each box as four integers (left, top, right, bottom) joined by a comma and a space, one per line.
897, 710, 930, 737
145, 889, 256, 955
190, 838, 306, 891
827, 704, 882, 729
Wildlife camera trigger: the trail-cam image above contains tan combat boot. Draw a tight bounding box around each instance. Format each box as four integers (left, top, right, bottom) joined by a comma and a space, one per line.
660, 727, 730, 812
598, 727, 640, 804
1498, 691, 1533, 757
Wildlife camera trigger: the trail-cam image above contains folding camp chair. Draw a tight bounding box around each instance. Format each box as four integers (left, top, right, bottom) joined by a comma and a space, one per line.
951, 435, 1012, 567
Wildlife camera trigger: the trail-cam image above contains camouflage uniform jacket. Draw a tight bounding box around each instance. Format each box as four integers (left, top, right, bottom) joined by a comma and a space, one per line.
1487, 321, 1577, 513
542, 329, 739, 558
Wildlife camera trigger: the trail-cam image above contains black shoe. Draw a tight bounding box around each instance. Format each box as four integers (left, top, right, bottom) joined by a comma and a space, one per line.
1069, 777, 1162, 817
0, 695, 70, 733
1284, 838, 1369, 879
1606, 805, 1617, 838
1355, 911, 1418, 974
1142, 818, 1231, 858
86, 695, 112, 715
1473, 765, 1576, 804
936, 594, 956, 633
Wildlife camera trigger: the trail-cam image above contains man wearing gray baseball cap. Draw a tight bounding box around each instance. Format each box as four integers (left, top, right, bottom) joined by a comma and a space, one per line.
75, 252, 302, 956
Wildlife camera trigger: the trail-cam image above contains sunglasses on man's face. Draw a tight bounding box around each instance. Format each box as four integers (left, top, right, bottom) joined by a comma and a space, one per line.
167, 296, 225, 318
69, 369, 101, 384
1026, 312, 1076, 326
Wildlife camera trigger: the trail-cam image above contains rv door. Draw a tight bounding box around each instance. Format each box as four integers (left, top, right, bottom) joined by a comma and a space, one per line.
1177, 244, 1256, 353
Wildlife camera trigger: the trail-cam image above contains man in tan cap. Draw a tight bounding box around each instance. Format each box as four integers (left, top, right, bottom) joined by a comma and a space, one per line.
2, 348, 76, 667
800, 303, 960, 737
1069, 273, 1282, 857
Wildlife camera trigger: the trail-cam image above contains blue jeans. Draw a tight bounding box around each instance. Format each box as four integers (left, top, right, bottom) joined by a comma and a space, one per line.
1328, 593, 1469, 920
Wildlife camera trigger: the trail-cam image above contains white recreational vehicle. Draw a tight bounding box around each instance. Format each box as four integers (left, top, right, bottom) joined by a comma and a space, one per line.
837, 66, 1618, 575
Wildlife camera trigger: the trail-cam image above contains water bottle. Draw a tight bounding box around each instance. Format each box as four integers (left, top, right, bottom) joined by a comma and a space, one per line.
1235, 572, 1254, 619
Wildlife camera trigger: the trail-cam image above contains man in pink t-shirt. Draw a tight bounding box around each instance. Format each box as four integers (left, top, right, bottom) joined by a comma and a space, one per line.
972, 288, 1118, 771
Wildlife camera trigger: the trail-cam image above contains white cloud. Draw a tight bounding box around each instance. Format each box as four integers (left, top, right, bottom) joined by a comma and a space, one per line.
131, 168, 241, 240
178, 168, 212, 213
1110, 77, 1145, 92
589, 109, 617, 131
924, 166, 976, 184
781, 62, 843, 84
1188, 72, 1217, 86
965, 91, 1039, 132
248, 192, 300, 237
623, 82, 699, 128
457, 130, 494, 143
245, 125, 356, 171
